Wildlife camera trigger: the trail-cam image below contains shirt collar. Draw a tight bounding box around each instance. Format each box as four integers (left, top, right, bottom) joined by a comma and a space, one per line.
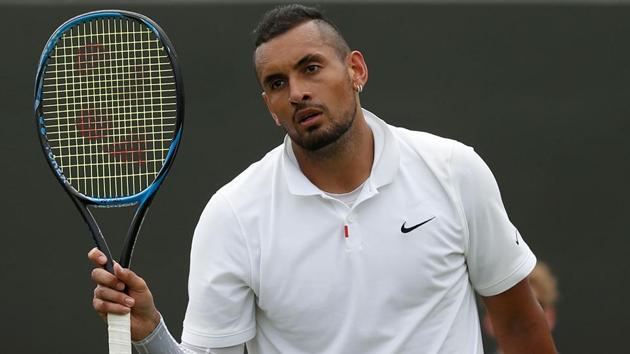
282, 108, 400, 196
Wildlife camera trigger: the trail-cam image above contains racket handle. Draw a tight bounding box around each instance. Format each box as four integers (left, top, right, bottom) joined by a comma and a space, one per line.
108, 312, 131, 354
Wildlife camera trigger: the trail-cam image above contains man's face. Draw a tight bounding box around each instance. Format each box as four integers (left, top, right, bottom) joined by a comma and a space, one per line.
255, 21, 359, 151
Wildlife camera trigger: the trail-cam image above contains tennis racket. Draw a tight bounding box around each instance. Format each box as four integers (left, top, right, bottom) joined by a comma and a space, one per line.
34, 10, 184, 354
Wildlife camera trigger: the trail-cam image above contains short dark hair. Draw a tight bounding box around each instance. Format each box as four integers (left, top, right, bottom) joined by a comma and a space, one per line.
253, 4, 350, 59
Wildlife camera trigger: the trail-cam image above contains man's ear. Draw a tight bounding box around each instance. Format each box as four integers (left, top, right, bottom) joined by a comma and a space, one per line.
346, 50, 368, 89
271, 113, 281, 126
262, 91, 281, 126
544, 307, 557, 331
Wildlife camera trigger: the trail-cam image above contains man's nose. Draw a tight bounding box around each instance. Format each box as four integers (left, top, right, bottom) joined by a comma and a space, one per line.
288, 78, 311, 103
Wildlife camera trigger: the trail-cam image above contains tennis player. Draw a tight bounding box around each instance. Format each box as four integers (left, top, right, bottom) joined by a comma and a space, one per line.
89, 4, 558, 353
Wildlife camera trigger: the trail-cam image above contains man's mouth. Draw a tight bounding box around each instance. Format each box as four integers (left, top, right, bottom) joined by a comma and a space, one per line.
295, 108, 323, 125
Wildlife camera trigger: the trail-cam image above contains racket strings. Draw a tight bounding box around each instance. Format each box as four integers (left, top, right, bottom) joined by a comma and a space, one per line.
41, 17, 177, 199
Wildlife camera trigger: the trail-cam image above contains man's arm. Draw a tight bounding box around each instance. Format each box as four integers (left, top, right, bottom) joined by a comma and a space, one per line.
89, 248, 246, 354
482, 278, 557, 354
133, 316, 245, 354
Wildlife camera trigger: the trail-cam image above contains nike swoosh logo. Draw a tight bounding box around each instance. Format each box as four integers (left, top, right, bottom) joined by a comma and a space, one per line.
401, 217, 435, 234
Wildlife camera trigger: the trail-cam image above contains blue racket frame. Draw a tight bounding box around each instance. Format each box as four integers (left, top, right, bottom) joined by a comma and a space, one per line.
34, 10, 184, 272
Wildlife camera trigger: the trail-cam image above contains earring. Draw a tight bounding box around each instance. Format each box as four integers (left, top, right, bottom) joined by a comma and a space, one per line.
355, 84, 363, 93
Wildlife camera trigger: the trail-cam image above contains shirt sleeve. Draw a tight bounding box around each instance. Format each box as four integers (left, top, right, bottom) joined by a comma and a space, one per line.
133, 315, 246, 354
182, 191, 256, 348
450, 142, 536, 297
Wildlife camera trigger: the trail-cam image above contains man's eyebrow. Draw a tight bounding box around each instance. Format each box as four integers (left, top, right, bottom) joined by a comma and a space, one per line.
294, 53, 324, 70
262, 53, 325, 87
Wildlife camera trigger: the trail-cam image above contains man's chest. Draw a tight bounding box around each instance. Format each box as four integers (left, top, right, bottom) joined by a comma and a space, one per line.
252, 178, 468, 326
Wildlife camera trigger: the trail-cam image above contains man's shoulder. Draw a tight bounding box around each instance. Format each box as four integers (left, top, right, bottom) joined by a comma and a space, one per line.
387, 122, 466, 163
215, 143, 284, 203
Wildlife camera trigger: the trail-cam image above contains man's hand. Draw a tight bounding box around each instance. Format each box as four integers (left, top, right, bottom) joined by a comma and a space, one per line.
88, 247, 162, 341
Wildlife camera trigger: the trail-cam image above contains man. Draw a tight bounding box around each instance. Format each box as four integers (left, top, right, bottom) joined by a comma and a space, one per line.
90, 4, 557, 353
483, 261, 559, 353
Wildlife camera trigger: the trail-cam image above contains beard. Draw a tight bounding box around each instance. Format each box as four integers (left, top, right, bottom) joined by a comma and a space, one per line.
287, 96, 358, 152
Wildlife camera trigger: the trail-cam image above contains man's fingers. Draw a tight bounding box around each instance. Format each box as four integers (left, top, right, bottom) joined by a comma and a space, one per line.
91, 262, 149, 295
88, 251, 146, 293
87, 247, 108, 266
92, 297, 131, 315
114, 263, 148, 292
94, 285, 135, 307
91, 268, 126, 291
88, 248, 150, 324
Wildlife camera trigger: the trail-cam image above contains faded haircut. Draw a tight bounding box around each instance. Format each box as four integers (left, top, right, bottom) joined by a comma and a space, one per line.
252, 4, 351, 60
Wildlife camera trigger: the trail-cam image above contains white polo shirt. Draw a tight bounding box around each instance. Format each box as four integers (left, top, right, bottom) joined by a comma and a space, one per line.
182, 109, 536, 353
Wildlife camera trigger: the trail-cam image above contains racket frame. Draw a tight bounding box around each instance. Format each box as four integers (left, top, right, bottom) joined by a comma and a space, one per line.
34, 9, 185, 272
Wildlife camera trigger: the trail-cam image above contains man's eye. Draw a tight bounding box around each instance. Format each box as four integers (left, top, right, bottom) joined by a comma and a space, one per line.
305, 65, 320, 73
270, 80, 285, 90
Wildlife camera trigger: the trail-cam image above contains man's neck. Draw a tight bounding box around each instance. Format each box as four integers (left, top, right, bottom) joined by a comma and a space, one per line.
292, 111, 374, 194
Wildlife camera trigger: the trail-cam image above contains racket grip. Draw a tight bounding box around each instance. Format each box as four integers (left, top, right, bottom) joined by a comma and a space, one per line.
108, 312, 132, 354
